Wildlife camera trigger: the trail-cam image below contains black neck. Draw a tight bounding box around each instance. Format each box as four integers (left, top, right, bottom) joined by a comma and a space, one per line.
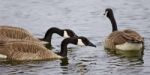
58, 38, 77, 57
42, 27, 63, 46
108, 13, 118, 32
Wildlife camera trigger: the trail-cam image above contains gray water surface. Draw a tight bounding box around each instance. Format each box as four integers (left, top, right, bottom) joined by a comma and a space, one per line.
0, 0, 150, 75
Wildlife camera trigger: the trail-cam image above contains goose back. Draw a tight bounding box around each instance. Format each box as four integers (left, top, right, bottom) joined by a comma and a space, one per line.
0, 41, 62, 60
0, 26, 39, 42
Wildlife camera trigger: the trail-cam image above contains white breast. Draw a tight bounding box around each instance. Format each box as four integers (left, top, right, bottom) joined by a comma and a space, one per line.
0, 54, 7, 59
116, 42, 143, 51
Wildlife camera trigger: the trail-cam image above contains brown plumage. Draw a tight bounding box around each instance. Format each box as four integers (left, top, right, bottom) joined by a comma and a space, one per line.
0, 26, 78, 47
0, 41, 62, 60
104, 29, 144, 50
0, 26, 49, 45
104, 8, 144, 50
0, 26, 40, 42
0, 36, 96, 61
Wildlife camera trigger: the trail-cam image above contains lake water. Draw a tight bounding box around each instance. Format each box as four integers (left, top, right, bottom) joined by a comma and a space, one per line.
0, 0, 150, 75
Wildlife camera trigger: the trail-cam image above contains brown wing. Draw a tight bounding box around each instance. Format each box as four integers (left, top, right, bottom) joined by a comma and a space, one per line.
107, 31, 127, 45
0, 26, 39, 41
107, 29, 143, 45
123, 29, 144, 42
11, 42, 61, 60
0, 26, 31, 35
9, 42, 46, 53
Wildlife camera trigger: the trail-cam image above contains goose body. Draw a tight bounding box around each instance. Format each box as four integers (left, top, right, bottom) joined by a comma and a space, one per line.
104, 8, 144, 51
0, 26, 77, 47
0, 41, 62, 60
0, 37, 96, 61
0, 26, 40, 42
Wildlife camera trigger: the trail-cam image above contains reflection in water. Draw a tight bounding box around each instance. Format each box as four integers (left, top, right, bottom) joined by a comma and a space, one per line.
44, 43, 54, 49
60, 57, 69, 66
60, 58, 69, 75
60, 61, 89, 75
105, 49, 144, 64
116, 49, 143, 58
105, 48, 143, 57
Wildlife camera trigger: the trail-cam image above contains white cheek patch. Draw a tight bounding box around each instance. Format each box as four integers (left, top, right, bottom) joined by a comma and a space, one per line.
63, 31, 70, 38
77, 39, 85, 46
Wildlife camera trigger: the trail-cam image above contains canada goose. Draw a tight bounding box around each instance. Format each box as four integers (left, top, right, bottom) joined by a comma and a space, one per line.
0, 26, 77, 46
0, 36, 96, 61
39, 27, 78, 46
103, 8, 144, 51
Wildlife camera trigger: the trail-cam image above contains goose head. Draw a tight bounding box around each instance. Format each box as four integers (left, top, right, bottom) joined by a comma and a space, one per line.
104, 8, 114, 18
61, 36, 96, 48
76, 37, 96, 47
59, 36, 96, 57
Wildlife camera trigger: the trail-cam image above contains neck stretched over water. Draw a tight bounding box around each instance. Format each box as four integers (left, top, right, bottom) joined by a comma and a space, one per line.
58, 38, 77, 57
42, 27, 63, 46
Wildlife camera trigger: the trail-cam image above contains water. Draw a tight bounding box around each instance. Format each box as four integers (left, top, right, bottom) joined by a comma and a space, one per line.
0, 0, 150, 75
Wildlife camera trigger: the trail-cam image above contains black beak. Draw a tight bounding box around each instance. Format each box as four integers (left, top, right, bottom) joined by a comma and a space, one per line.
74, 34, 78, 37
87, 42, 96, 47
103, 12, 106, 16
103, 12, 105, 15
103, 11, 108, 16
